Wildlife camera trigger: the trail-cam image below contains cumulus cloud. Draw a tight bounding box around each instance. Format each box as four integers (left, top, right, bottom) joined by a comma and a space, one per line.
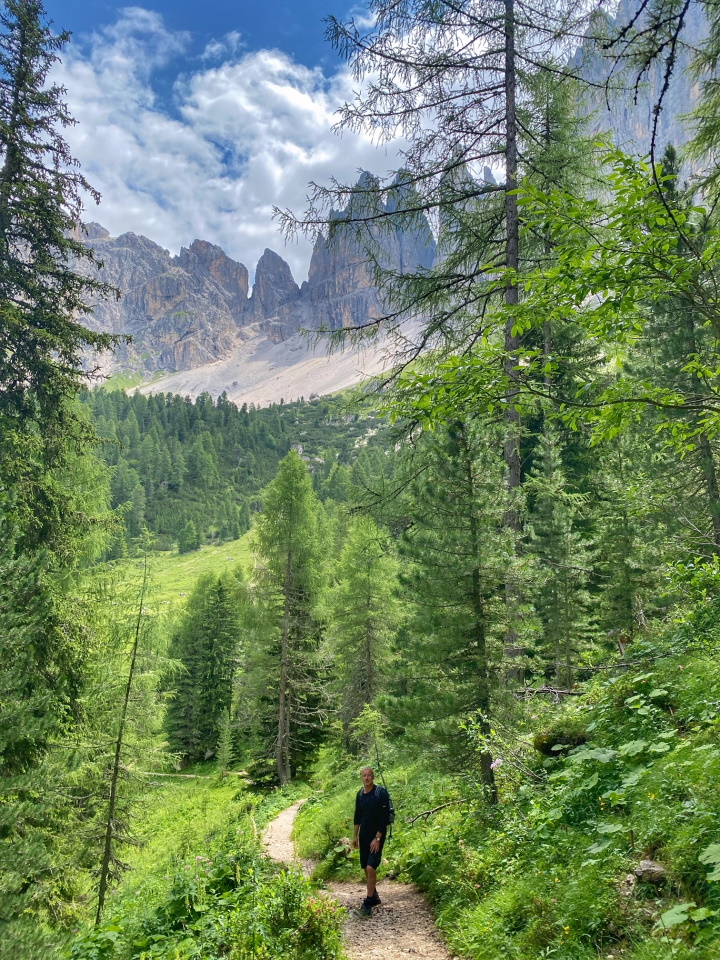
54, 7, 404, 283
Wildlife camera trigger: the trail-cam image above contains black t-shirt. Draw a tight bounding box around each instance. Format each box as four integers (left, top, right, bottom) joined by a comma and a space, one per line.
354, 785, 390, 841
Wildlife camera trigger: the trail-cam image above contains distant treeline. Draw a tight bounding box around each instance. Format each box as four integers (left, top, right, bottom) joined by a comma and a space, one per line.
82, 389, 388, 556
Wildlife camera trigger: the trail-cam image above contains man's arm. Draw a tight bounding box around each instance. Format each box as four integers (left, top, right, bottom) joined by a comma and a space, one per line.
353, 791, 361, 848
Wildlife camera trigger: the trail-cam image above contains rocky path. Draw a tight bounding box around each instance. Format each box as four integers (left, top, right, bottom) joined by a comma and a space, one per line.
262, 801, 455, 960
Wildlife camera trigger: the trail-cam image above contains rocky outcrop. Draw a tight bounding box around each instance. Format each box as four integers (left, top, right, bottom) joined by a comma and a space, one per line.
80, 229, 251, 373
80, 180, 438, 376
248, 248, 300, 324
576, 0, 707, 156
175, 239, 249, 306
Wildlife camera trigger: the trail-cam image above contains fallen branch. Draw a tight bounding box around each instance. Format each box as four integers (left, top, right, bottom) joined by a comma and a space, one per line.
513, 686, 583, 700
406, 798, 468, 825
139, 770, 248, 780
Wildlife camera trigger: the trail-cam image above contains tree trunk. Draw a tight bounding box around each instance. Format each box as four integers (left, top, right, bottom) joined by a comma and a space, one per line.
503, 0, 525, 681
276, 548, 292, 785
461, 425, 497, 803
96, 556, 148, 924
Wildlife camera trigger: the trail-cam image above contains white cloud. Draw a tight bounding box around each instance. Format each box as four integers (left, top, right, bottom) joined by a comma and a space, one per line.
54, 8, 404, 283
200, 31, 244, 62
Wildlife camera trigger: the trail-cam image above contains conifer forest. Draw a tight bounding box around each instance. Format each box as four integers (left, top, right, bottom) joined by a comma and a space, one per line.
7, 0, 720, 958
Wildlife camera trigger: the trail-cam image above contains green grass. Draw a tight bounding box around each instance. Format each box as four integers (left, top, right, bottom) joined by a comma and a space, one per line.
102, 369, 167, 391
67, 769, 339, 960
294, 637, 720, 960
104, 534, 254, 609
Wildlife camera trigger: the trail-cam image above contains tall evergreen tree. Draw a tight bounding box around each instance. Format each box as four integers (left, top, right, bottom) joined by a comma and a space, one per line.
250, 451, 326, 784
386, 422, 509, 796
0, 0, 117, 484
326, 515, 400, 742
166, 572, 244, 763
526, 423, 596, 685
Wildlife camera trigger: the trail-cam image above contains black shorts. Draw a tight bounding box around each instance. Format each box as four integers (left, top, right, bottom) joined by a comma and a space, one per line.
359, 835, 385, 870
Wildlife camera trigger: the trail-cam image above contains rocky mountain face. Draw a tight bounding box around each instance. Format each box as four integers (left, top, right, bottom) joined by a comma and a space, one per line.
577, 0, 707, 156
80, 0, 705, 403
80, 185, 436, 380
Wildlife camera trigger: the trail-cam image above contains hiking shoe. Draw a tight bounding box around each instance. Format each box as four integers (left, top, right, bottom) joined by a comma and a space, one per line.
360, 898, 373, 916
369, 890, 381, 906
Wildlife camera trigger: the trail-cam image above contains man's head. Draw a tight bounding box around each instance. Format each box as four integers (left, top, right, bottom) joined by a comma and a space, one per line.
360, 766, 375, 791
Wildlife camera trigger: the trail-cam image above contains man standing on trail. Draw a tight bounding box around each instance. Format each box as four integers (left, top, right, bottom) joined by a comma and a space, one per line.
353, 765, 390, 916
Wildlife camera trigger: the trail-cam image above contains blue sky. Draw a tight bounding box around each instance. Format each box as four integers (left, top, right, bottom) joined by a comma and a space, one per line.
46, 0, 352, 70
43, 1, 400, 281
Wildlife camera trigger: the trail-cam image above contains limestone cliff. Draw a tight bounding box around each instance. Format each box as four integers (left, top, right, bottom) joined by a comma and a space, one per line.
577, 0, 707, 156
80, 180, 437, 377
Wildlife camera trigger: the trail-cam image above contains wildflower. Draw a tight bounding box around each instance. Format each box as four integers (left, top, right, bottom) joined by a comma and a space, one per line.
490, 758, 504, 770
564, 925, 570, 935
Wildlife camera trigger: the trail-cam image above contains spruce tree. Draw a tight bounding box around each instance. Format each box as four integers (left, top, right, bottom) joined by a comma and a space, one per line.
387, 422, 509, 796
250, 451, 326, 784
166, 572, 244, 763
0, 0, 117, 457
326, 515, 400, 742
526, 423, 596, 686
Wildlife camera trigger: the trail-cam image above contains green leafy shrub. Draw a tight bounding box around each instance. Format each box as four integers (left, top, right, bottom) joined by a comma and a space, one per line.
229, 869, 344, 960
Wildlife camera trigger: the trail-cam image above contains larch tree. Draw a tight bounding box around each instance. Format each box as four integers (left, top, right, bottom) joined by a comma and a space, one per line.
277, 0, 595, 677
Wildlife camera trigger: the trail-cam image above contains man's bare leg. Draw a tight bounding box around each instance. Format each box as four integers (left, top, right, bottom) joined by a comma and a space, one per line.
365, 865, 377, 899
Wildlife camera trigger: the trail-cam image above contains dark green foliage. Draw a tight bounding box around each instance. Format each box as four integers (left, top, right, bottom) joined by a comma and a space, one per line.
0, 0, 117, 430
166, 571, 245, 763
83, 390, 390, 553
383, 423, 508, 773
326, 515, 401, 739
248, 451, 327, 784
526, 423, 596, 684
0, 507, 73, 942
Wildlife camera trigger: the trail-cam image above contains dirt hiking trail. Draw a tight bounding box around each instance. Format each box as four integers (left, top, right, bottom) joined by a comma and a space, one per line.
262, 800, 456, 960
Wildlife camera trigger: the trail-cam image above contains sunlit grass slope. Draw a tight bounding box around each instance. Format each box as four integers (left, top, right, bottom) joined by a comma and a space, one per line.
106, 533, 254, 609
68, 770, 344, 960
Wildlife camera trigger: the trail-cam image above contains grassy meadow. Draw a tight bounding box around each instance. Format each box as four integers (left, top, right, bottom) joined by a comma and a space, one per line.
103, 534, 254, 610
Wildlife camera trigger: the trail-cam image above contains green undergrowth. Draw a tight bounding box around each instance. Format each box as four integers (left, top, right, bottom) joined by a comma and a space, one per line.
67, 771, 343, 960
295, 637, 720, 959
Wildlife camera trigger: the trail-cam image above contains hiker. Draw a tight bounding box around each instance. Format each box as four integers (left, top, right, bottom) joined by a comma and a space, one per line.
353, 765, 390, 915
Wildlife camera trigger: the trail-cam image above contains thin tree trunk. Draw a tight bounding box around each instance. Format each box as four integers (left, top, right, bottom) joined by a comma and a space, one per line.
276, 547, 292, 785
365, 577, 374, 703
461, 425, 497, 803
95, 555, 148, 925
503, 0, 525, 681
